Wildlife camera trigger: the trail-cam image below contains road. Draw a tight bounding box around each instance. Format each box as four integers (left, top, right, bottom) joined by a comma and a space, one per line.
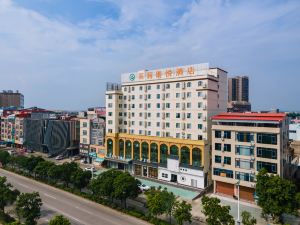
0, 169, 150, 225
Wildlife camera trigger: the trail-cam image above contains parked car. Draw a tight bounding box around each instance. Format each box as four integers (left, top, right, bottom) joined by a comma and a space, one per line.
72, 155, 82, 161
55, 155, 65, 160
80, 159, 88, 164
84, 167, 96, 172
138, 184, 150, 192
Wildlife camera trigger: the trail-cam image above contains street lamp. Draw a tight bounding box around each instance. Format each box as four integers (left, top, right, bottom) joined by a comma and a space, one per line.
236, 180, 241, 225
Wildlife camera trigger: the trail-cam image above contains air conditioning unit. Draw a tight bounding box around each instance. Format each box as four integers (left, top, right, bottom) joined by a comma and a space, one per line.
182, 93, 186, 99
203, 105, 207, 110
251, 141, 255, 147
182, 83, 186, 89
251, 157, 255, 161
182, 104, 186, 110
162, 85, 166, 91
162, 94, 165, 100
182, 113, 186, 120
203, 94, 207, 99
203, 83, 207, 88
182, 123, 186, 130
203, 116, 207, 121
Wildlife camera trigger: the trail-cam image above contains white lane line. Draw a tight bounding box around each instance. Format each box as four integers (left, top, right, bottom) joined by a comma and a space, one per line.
43, 203, 84, 224
43, 193, 57, 200
18, 183, 30, 189
75, 206, 93, 215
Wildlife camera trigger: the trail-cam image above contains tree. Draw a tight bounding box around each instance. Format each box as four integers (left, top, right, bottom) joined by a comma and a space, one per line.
48, 164, 63, 183
13, 155, 28, 170
0, 150, 11, 167
33, 161, 54, 180
49, 215, 71, 225
113, 172, 140, 208
162, 189, 177, 224
146, 187, 167, 219
256, 169, 300, 222
60, 162, 79, 187
201, 196, 235, 225
25, 156, 44, 175
89, 169, 123, 202
0, 176, 20, 213
173, 200, 192, 225
71, 169, 92, 191
241, 211, 257, 225
16, 192, 42, 225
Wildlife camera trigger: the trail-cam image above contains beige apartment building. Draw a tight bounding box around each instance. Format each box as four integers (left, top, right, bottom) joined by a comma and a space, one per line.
211, 112, 289, 201
105, 63, 227, 189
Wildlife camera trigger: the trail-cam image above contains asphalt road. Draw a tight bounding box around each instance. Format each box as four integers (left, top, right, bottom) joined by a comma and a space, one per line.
0, 169, 150, 225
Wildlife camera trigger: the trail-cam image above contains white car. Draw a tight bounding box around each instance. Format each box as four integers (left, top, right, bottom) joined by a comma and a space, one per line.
84, 167, 96, 172
55, 155, 64, 160
139, 184, 150, 192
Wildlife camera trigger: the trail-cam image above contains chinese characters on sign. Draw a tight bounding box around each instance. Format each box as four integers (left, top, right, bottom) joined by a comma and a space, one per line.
136, 66, 196, 81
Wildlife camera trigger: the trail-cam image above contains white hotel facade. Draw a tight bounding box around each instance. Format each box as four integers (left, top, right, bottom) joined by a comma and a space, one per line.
105, 63, 227, 189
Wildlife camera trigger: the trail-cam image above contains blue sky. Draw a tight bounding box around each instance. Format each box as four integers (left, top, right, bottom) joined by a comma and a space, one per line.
0, 0, 299, 111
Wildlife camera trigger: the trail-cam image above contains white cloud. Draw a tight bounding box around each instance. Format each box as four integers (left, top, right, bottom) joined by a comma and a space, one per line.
0, 0, 299, 110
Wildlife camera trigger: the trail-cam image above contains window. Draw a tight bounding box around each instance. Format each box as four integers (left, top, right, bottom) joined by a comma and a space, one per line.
166, 122, 170, 128
198, 92, 202, 97
198, 113, 202, 119
147, 85, 151, 90
139, 112, 142, 117
187, 82, 191, 87
257, 133, 277, 145
156, 131, 160, 136
162, 173, 168, 178
187, 113, 191, 119
198, 124, 203, 129
166, 84, 170, 89
157, 94, 160, 99
187, 134, 191, 139
215, 130, 222, 138
236, 159, 253, 169
213, 168, 233, 178
131, 95, 135, 100
176, 93, 180, 98
139, 86, 143, 91
236, 132, 254, 142
156, 122, 160, 127
166, 113, 170, 118
131, 87, 135, 91
147, 103, 151, 108
176, 103, 180, 108
224, 157, 231, 165
224, 144, 231, 152
83, 122, 87, 128
198, 102, 202, 108
215, 143, 221, 151
236, 172, 255, 182
257, 147, 277, 159
166, 103, 171, 108
157, 85, 160, 89
148, 131, 151, 136
166, 93, 170, 98
108, 95, 112, 99
82, 130, 87, 135
187, 92, 191, 98
187, 103, 191, 108
215, 155, 221, 163
236, 145, 254, 156
176, 83, 180, 88
187, 123, 191, 129
148, 94, 151, 99
257, 161, 277, 174
156, 113, 160, 118
157, 103, 160, 109
139, 103, 143, 108
198, 81, 202, 86
198, 135, 203, 140
224, 131, 231, 139
148, 122, 151, 126
176, 123, 180, 128
176, 113, 181, 118
108, 103, 113, 108
147, 113, 151, 117
139, 95, 143, 99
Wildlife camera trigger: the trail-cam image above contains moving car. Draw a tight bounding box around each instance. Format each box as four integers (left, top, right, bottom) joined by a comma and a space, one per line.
138, 184, 150, 192
84, 167, 96, 172
55, 155, 65, 160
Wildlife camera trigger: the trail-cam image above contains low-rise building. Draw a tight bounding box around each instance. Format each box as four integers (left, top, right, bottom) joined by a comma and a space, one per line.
211, 112, 289, 201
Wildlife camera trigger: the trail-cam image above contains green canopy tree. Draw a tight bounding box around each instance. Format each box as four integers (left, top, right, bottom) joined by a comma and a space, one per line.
33, 161, 54, 180
89, 169, 123, 202
49, 215, 71, 225
0, 176, 20, 214
71, 169, 92, 191
145, 187, 167, 219
48, 164, 63, 183
241, 211, 257, 225
16, 192, 42, 225
60, 162, 79, 187
0, 150, 11, 167
162, 189, 177, 224
256, 169, 300, 222
201, 196, 235, 225
25, 156, 44, 175
113, 172, 140, 208
173, 200, 192, 225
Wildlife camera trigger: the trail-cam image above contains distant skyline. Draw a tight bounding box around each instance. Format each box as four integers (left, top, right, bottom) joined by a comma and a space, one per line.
0, 0, 299, 111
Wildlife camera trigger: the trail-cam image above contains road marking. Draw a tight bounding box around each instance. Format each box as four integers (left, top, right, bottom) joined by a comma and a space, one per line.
44, 203, 84, 224
75, 206, 93, 215
44, 193, 57, 200
18, 183, 30, 189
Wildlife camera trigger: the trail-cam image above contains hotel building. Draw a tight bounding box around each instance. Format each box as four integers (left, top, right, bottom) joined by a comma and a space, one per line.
211, 112, 289, 201
105, 63, 227, 189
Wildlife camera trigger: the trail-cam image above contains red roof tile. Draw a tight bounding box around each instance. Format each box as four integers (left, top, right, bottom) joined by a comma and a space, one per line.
211, 112, 286, 122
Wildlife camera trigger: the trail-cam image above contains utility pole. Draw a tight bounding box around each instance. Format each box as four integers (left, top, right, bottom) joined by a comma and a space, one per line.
237, 180, 240, 225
